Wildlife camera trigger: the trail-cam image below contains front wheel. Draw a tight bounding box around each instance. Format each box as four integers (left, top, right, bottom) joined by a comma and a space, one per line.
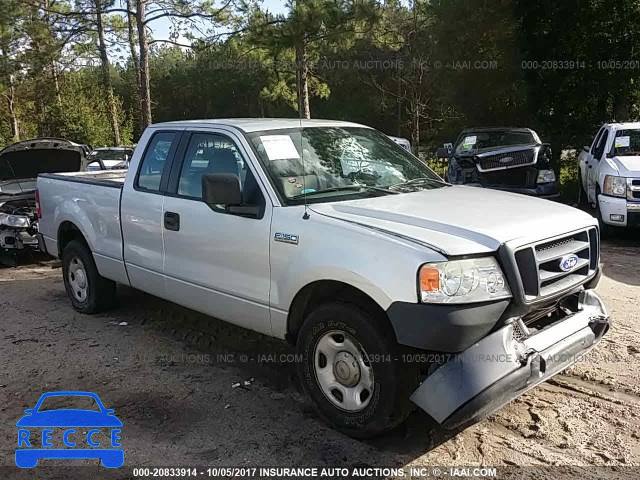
62, 240, 116, 313
296, 302, 418, 438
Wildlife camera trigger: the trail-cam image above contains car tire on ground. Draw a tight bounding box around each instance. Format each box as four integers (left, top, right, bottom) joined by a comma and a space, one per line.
62, 239, 117, 313
296, 302, 418, 439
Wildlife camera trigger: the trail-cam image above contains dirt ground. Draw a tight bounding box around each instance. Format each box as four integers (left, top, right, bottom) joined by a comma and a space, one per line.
0, 235, 639, 479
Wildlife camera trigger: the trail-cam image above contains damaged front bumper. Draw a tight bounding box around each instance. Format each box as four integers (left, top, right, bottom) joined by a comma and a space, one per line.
410, 289, 610, 429
0, 227, 39, 266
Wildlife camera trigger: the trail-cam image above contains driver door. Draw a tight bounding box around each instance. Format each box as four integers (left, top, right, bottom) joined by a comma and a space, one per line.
161, 130, 273, 336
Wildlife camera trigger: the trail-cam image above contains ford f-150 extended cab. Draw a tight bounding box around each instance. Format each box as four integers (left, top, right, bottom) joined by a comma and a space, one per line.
37, 119, 610, 438
578, 122, 640, 233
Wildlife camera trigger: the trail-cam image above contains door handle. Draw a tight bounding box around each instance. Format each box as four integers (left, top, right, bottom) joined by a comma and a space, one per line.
164, 211, 180, 231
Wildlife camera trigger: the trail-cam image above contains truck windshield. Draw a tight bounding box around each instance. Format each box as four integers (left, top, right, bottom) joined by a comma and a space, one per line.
455, 130, 536, 154
89, 150, 129, 162
247, 127, 443, 205
611, 129, 640, 156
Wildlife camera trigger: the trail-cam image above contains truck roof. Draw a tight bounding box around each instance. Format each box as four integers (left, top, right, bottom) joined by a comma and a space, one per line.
150, 118, 369, 133
605, 122, 640, 129
460, 127, 536, 133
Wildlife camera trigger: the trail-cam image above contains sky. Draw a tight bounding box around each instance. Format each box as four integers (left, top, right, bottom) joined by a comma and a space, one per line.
150, 0, 289, 44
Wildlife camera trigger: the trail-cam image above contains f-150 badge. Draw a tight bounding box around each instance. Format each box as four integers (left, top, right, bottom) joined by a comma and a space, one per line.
274, 233, 299, 245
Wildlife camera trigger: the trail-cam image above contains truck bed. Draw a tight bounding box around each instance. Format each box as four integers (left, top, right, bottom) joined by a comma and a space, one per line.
37, 170, 126, 276
39, 169, 127, 188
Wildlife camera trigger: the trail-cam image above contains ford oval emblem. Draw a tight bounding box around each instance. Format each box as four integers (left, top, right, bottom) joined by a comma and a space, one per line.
559, 254, 579, 272
499, 156, 514, 164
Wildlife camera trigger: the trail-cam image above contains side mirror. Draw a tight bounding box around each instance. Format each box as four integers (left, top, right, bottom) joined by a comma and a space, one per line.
24, 409, 34, 414
436, 147, 452, 159
202, 173, 242, 206
582, 145, 590, 153
201, 173, 261, 218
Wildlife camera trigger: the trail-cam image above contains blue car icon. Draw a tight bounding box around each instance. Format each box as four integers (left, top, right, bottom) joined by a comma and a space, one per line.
15, 391, 123, 468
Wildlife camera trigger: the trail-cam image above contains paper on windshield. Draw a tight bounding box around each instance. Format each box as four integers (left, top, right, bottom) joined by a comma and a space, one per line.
615, 136, 630, 148
259, 135, 300, 160
461, 136, 477, 149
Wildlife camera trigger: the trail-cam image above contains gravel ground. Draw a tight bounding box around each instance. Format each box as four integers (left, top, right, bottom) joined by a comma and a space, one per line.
0, 237, 639, 479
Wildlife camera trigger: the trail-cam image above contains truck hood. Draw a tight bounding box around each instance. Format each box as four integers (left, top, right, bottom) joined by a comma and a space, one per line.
611, 155, 640, 176
0, 138, 86, 180
456, 143, 540, 159
311, 186, 597, 256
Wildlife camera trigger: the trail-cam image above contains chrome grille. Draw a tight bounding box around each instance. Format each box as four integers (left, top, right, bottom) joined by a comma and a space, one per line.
477, 149, 536, 172
514, 228, 598, 302
628, 178, 640, 200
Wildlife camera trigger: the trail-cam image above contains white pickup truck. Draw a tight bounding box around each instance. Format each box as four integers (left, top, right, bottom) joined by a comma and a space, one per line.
578, 122, 640, 232
37, 119, 609, 438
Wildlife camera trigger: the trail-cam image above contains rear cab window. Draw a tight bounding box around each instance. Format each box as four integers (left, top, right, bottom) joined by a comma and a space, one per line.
136, 132, 179, 192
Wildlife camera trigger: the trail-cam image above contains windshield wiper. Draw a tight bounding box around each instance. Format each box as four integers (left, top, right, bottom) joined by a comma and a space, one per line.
388, 177, 450, 191
289, 185, 397, 200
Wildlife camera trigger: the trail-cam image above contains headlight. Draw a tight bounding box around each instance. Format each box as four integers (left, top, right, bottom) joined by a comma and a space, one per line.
603, 175, 627, 197
536, 169, 556, 183
419, 257, 511, 304
0, 213, 31, 228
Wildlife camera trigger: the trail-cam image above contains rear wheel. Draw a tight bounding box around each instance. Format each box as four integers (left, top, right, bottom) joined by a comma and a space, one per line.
296, 302, 418, 438
62, 240, 116, 313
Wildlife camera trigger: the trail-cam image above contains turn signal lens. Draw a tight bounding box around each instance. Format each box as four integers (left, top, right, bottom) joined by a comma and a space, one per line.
420, 267, 440, 292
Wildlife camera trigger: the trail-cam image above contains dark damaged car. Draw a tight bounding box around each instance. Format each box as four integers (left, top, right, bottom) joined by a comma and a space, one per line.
0, 138, 89, 266
437, 127, 559, 199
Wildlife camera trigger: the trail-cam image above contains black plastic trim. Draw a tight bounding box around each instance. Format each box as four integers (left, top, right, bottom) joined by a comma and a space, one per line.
386, 299, 510, 353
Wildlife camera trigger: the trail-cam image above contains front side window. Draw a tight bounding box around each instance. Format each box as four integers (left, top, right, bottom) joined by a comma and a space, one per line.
248, 127, 443, 205
590, 127, 605, 154
593, 130, 609, 160
177, 133, 264, 207
137, 132, 177, 191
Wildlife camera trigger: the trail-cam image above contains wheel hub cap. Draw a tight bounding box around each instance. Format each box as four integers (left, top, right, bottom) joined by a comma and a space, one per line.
313, 330, 374, 412
333, 352, 360, 387
68, 256, 88, 302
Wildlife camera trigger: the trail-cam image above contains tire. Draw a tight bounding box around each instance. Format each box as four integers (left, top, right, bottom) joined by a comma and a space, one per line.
296, 302, 418, 438
62, 239, 116, 313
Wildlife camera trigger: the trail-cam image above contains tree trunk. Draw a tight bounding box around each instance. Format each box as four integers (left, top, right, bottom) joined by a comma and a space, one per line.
136, 0, 152, 129
295, 40, 310, 119
126, 0, 142, 137
613, 92, 630, 122
0, 37, 19, 142
6, 76, 19, 142
95, 0, 120, 145
43, 0, 62, 108
410, 98, 420, 157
